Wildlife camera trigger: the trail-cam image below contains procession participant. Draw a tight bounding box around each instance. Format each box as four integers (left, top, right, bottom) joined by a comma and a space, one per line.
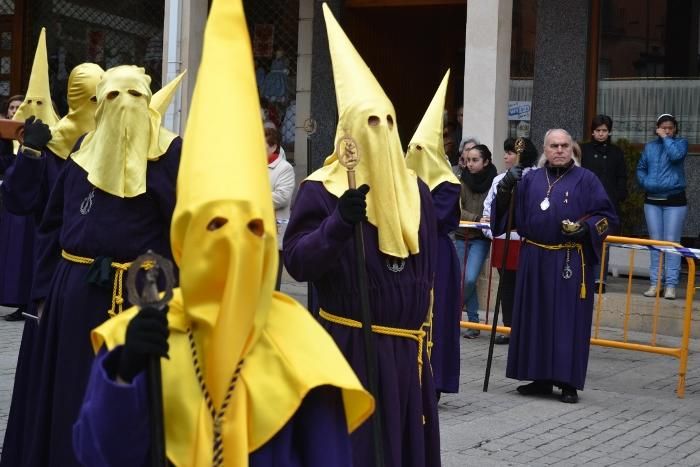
283, 5, 440, 466
405, 70, 461, 398
0, 62, 103, 467
73, 1, 372, 464
22, 64, 182, 467
0, 27, 58, 323
492, 129, 618, 403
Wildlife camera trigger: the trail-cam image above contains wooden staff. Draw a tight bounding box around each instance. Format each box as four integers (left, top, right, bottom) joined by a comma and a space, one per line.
337, 136, 385, 467
483, 138, 525, 392
126, 250, 175, 467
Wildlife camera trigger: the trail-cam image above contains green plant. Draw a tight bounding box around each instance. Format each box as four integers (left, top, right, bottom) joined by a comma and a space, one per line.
615, 138, 645, 235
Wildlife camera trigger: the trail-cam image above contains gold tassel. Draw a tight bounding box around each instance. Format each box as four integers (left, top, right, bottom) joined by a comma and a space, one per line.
580, 282, 586, 299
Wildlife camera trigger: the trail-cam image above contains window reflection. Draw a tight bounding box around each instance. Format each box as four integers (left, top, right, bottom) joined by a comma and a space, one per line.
597, 0, 700, 144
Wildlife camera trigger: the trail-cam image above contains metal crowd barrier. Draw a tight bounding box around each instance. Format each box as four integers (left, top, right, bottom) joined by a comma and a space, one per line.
456, 222, 698, 398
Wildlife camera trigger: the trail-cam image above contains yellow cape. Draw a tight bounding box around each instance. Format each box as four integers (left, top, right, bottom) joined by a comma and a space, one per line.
92, 290, 373, 466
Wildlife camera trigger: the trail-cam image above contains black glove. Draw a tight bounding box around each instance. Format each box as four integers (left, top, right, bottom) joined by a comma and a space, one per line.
561, 221, 590, 240
118, 306, 169, 382
338, 184, 370, 225
22, 116, 52, 150
496, 165, 524, 193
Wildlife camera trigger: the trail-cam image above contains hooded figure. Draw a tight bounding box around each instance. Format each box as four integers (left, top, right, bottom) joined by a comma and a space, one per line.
0, 26, 61, 323
284, 4, 441, 466
12, 27, 59, 126
405, 70, 462, 396
0, 62, 103, 467
72, 0, 372, 466
19, 63, 182, 466
71, 65, 177, 198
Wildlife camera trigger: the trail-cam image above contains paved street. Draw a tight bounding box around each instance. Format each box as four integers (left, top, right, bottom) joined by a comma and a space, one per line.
3, 278, 700, 465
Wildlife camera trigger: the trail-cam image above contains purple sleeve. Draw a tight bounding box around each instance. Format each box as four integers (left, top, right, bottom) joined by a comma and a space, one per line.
431, 182, 460, 235
580, 173, 620, 263
250, 386, 353, 467
147, 137, 181, 229
1, 151, 48, 215
491, 181, 524, 238
32, 161, 67, 300
283, 181, 354, 282
73, 348, 150, 467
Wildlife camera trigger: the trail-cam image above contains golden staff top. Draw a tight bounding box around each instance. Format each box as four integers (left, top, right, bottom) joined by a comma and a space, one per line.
337, 134, 360, 189
514, 137, 525, 158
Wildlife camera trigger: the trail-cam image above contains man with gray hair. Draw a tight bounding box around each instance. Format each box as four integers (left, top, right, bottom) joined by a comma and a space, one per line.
491, 129, 618, 403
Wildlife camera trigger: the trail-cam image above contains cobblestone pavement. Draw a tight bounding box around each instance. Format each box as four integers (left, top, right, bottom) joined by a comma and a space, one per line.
3, 278, 700, 465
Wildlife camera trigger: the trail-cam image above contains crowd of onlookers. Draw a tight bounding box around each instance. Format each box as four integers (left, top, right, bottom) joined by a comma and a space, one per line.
446, 111, 689, 336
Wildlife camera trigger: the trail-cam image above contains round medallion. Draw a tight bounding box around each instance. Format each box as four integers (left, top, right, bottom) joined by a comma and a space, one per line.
562, 265, 573, 280
386, 257, 406, 273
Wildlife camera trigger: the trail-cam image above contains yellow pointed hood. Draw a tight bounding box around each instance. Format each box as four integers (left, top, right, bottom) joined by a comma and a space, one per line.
46, 63, 104, 159
150, 70, 187, 117
114, 0, 374, 464
70, 65, 176, 198
13, 28, 59, 125
405, 70, 460, 190
306, 4, 421, 259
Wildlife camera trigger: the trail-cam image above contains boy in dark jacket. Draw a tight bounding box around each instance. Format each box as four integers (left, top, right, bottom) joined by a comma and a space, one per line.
581, 114, 627, 293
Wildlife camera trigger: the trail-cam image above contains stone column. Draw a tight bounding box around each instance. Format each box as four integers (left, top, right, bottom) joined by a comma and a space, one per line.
162, 0, 208, 134
293, 0, 314, 176
530, 0, 591, 149
462, 0, 513, 171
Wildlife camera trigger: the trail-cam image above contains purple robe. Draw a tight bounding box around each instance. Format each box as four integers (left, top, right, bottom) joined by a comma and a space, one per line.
283, 180, 441, 467
21, 138, 181, 467
0, 148, 35, 307
72, 349, 353, 466
428, 181, 461, 394
0, 147, 65, 467
492, 165, 618, 390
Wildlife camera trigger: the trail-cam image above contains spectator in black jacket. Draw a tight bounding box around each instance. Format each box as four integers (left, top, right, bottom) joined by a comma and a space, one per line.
581, 114, 627, 293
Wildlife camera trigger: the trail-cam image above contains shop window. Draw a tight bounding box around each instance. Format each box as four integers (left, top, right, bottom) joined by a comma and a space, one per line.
597, 0, 700, 144
508, 0, 537, 138
243, 0, 299, 159
24, 0, 165, 115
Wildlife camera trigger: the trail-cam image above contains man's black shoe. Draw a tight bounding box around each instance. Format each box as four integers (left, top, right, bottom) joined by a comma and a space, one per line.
560, 385, 579, 403
516, 380, 553, 396
4, 309, 25, 321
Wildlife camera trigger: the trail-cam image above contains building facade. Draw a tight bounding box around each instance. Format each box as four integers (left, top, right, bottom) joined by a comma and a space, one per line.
5, 0, 698, 238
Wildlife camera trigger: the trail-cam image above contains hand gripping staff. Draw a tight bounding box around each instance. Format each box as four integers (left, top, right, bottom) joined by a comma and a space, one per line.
337, 135, 386, 467
126, 250, 176, 467
483, 138, 525, 392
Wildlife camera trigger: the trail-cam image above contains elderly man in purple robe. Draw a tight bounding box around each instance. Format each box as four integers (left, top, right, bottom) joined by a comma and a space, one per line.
491, 129, 618, 404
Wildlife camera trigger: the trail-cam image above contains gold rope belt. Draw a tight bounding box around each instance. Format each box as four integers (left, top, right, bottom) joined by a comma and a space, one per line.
61, 250, 134, 317
524, 239, 587, 299
319, 309, 429, 384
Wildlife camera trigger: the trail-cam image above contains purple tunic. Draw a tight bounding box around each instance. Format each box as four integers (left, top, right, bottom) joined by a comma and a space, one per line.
428, 181, 461, 394
0, 148, 65, 467
283, 180, 441, 467
492, 165, 618, 390
72, 349, 353, 466
21, 138, 181, 467
0, 148, 34, 307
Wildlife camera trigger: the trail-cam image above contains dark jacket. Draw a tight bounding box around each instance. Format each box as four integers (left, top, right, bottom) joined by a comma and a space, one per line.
581, 140, 627, 213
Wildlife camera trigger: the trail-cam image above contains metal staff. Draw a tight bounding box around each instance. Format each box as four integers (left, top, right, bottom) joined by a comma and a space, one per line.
337, 135, 385, 467
126, 250, 175, 467
483, 138, 524, 392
